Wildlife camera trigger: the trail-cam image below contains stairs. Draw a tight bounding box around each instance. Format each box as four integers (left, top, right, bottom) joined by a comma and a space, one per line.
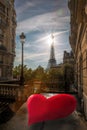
0, 102, 14, 124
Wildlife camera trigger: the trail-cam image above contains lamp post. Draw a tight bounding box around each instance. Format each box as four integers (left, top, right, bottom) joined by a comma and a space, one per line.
19, 32, 26, 85
85, 3, 87, 14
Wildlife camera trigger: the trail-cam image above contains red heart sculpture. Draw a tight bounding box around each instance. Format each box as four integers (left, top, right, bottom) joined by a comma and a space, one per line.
27, 94, 77, 125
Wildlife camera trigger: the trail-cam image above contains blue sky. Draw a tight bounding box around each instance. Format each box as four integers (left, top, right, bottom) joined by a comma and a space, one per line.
14, 0, 71, 69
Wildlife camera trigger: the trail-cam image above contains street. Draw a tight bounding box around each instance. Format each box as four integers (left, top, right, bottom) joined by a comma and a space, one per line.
0, 94, 87, 130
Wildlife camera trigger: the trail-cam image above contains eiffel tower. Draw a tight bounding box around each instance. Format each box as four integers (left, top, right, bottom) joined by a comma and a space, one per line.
47, 34, 57, 70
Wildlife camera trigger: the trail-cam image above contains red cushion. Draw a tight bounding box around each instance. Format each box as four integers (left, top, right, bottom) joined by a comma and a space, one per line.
27, 94, 77, 125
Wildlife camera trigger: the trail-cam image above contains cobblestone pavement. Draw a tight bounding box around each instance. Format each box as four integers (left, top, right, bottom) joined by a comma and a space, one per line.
0, 102, 87, 130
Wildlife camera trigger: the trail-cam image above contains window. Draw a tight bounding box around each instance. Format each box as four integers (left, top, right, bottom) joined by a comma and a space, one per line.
0, 2, 5, 13
0, 16, 1, 22
0, 41, 2, 45
0, 68, 2, 77
0, 54, 3, 63
0, 29, 2, 34
86, 50, 87, 69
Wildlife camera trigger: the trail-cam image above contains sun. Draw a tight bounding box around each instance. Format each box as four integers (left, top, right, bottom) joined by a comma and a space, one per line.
46, 34, 54, 46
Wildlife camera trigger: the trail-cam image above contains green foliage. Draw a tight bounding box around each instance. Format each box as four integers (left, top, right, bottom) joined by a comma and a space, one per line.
32, 66, 45, 81
47, 68, 63, 80
13, 63, 74, 92
45, 68, 65, 91
13, 64, 21, 79
13, 65, 33, 83
13, 65, 46, 84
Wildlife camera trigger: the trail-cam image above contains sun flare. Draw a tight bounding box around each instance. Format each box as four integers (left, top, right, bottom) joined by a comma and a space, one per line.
46, 34, 54, 46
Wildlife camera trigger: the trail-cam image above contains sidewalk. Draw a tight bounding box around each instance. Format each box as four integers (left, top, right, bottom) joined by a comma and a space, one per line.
0, 102, 87, 130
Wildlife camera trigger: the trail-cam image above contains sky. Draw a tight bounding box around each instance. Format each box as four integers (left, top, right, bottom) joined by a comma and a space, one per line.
14, 0, 71, 70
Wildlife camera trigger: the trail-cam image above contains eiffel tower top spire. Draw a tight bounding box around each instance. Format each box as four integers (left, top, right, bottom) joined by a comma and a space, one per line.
47, 34, 57, 70
50, 34, 55, 59
51, 33, 54, 39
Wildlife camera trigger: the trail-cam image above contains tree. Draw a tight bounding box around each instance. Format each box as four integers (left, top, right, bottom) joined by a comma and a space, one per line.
13, 64, 21, 79
45, 68, 64, 91
31, 66, 45, 81
13, 65, 33, 83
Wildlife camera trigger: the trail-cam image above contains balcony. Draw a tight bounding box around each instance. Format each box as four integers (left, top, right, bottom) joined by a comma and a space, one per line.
0, 83, 20, 103
0, 18, 7, 28
0, 8, 5, 16
0, 0, 10, 8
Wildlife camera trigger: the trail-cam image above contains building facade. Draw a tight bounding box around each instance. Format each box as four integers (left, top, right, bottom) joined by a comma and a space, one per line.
63, 50, 75, 92
63, 50, 74, 64
0, 0, 16, 80
68, 0, 87, 119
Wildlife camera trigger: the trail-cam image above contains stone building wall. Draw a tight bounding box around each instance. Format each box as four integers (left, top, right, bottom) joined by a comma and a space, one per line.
0, 0, 16, 80
68, 0, 87, 119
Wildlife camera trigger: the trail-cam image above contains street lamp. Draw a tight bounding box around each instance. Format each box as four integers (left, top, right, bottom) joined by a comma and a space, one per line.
19, 32, 26, 85
85, 3, 87, 15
